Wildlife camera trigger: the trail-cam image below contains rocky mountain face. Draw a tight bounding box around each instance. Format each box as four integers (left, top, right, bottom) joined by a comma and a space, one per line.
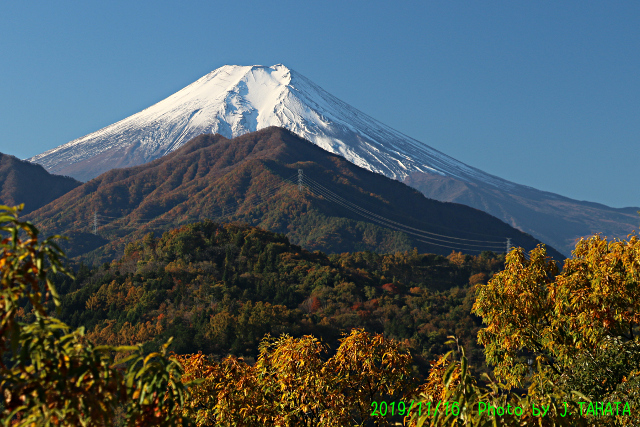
28, 64, 638, 255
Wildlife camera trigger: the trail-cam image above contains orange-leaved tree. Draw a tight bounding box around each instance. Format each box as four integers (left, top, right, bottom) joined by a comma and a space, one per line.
326, 328, 414, 426
177, 328, 415, 426
176, 352, 261, 426
410, 235, 640, 427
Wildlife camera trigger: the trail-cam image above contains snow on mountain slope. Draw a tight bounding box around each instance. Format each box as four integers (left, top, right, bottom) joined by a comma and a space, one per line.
29, 64, 514, 190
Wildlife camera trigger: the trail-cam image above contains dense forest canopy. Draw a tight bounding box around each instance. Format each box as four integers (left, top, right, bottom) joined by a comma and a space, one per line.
3, 204, 639, 426
48, 220, 502, 375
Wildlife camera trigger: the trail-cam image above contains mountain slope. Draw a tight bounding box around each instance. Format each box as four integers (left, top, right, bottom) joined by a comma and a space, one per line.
0, 152, 81, 214
403, 172, 639, 255
26, 127, 562, 263
28, 64, 636, 255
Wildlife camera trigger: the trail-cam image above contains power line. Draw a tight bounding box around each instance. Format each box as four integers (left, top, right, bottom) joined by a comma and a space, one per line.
84, 170, 514, 254
305, 182, 501, 252
303, 180, 503, 252
303, 176, 506, 244
298, 169, 303, 192
301, 176, 507, 251
414, 239, 492, 253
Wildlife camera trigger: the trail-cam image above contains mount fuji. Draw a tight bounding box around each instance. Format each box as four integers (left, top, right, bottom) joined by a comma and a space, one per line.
29, 64, 507, 187
29, 64, 638, 255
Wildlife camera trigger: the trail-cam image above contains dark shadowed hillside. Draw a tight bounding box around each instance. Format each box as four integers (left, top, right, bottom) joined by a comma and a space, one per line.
26, 127, 564, 263
0, 152, 81, 214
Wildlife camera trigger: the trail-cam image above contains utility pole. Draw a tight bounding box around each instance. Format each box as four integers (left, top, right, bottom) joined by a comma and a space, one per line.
93, 211, 98, 235
298, 169, 303, 192
506, 237, 512, 254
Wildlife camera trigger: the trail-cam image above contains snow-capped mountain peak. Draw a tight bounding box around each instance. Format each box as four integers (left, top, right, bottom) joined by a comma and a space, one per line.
29, 64, 513, 190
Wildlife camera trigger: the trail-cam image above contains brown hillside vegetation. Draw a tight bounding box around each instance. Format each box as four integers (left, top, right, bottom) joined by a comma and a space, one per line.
0, 152, 81, 214
26, 127, 564, 263
52, 220, 504, 376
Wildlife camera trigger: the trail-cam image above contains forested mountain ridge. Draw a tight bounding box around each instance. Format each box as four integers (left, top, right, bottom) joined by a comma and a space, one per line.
25, 127, 564, 264
0, 152, 81, 214
28, 64, 637, 258
49, 220, 503, 377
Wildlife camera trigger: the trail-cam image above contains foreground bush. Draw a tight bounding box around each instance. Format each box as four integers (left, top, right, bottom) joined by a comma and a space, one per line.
410, 237, 640, 427
0, 205, 193, 426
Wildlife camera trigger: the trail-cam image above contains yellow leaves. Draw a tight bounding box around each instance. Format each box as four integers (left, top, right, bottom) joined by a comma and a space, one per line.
447, 251, 466, 267
552, 235, 640, 348
473, 234, 640, 393
174, 329, 413, 426
85, 294, 100, 311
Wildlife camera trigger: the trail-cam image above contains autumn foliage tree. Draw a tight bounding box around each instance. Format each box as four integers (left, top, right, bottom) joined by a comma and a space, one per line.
474, 237, 640, 397
176, 328, 414, 427
407, 235, 640, 427
469, 237, 640, 426
409, 337, 588, 427
0, 205, 193, 426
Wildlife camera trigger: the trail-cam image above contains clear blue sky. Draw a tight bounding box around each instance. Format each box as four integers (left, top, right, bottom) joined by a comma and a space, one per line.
1, 1, 638, 208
